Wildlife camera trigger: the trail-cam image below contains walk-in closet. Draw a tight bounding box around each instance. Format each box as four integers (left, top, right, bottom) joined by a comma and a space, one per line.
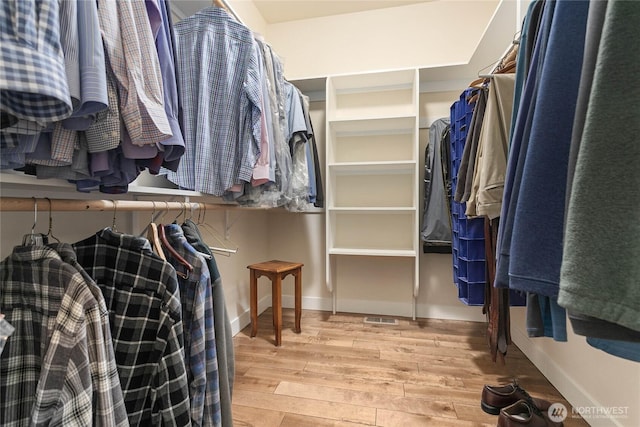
1, 1, 638, 426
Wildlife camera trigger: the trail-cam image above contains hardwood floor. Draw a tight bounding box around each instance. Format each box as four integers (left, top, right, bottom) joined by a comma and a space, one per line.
232, 309, 588, 426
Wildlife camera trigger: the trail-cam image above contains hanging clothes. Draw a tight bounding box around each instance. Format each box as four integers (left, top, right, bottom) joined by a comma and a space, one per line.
421, 118, 452, 253
163, 223, 222, 427
0, 0, 189, 194
465, 73, 515, 220
72, 228, 192, 426
182, 219, 236, 427
0, 243, 128, 426
0, 0, 72, 129
558, 0, 640, 362
165, 6, 261, 197
559, 0, 640, 347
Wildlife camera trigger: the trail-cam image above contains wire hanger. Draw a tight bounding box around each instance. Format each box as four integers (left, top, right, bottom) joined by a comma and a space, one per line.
22, 197, 46, 246
111, 200, 118, 232
44, 197, 60, 243
196, 203, 238, 257
181, 203, 213, 260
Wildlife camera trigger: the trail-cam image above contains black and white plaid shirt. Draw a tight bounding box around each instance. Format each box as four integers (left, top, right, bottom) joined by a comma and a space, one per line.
0, 244, 124, 426
73, 228, 191, 426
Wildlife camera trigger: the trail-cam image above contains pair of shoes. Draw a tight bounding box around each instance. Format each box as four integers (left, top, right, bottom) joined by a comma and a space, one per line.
498, 399, 563, 427
481, 380, 551, 415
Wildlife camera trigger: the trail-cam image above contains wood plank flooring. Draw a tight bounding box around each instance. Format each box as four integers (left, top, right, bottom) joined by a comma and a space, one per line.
232, 309, 589, 426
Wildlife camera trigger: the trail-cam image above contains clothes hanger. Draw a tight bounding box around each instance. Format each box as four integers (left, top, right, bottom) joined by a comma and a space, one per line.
181, 203, 213, 260
111, 200, 119, 232
195, 203, 239, 257
44, 197, 61, 243
21, 197, 46, 246
147, 201, 166, 260
160, 202, 193, 278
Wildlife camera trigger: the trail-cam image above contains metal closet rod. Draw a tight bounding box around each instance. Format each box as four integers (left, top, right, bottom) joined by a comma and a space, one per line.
0, 197, 256, 212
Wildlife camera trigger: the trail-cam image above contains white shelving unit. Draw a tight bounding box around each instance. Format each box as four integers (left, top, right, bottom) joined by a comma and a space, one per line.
325, 69, 420, 319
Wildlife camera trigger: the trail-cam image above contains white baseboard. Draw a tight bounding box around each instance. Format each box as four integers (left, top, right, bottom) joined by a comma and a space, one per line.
229, 295, 485, 336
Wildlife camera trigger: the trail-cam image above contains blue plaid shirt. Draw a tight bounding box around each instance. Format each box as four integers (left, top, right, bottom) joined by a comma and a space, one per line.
0, 0, 72, 125
164, 224, 221, 427
165, 6, 262, 196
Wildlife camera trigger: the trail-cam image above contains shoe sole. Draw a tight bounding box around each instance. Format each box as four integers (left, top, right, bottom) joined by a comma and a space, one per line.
481, 401, 501, 415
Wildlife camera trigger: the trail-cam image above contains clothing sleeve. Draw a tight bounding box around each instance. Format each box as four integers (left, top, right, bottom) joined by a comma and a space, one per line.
238, 39, 263, 184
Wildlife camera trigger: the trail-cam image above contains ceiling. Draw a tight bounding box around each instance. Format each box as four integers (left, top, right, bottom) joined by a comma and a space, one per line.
172, 0, 435, 24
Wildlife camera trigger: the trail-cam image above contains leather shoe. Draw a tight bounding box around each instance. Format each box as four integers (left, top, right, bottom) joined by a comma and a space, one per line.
497, 399, 563, 427
481, 380, 551, 415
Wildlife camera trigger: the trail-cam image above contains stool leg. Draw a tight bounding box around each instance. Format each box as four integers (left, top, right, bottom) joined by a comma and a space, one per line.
273, 275, 282, 346
271, 275, 277, 328
295, 268, 302, 334
250, 269, 258, 338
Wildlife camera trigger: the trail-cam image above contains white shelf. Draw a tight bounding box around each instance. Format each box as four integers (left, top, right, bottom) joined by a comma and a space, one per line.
327, 70, 417, 122
329, 161, 415, 173
325, 68, 420, 318
327, 207, 415, 212
0, 170, 205, 199
328, 248, 417, 257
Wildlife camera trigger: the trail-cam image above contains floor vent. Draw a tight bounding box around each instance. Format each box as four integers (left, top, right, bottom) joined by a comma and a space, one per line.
364, 316, 399, 325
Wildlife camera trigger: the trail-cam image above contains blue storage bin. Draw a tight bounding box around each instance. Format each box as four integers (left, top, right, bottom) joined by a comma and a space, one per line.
458, 257, 467, 279
459, 258, 487, 283
451, 216, 460, 233
459, 237, 485, 261
459, 217, 484, 239
457, 280, 469, 301
458, 277, 485, 306
510, 289, 526, 306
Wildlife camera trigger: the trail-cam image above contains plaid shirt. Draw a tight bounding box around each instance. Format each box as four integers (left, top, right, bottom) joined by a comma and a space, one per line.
0, 0, 72, 124
48, 243, 129, 427
164, 224, 221, 427
182, 220, 235, 427
73, 228, 191, 427
165, 7, 261, 196
0, 245, 119, 426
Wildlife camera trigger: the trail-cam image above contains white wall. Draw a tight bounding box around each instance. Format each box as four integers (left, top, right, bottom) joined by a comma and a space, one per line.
263, 0, 500, 80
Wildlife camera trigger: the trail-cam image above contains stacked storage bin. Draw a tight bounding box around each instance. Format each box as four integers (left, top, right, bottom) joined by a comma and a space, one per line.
449, 89, 526, 307
449, 89, 486, 305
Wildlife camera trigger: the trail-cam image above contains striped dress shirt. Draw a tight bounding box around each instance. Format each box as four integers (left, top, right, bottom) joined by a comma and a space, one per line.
73, 228, 191, 427
97, 0, 172, 147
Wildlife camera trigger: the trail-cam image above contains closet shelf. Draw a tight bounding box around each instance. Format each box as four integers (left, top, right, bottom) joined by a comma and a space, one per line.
327, 207, 415, 213
0, 170, 205, 198
328, 248, 416, 257
328, 161, 416, 173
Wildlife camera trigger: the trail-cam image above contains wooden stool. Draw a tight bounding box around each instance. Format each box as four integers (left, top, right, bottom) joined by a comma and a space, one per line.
247, 260, 303, 346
